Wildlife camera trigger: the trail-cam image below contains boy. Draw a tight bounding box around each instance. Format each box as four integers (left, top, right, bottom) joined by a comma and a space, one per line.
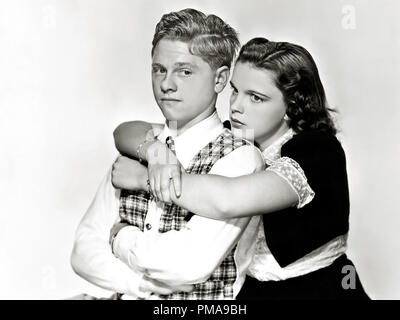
71, 8, 264, 300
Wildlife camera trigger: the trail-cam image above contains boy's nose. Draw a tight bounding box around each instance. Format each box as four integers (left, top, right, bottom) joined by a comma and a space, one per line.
160, 74, 177, 93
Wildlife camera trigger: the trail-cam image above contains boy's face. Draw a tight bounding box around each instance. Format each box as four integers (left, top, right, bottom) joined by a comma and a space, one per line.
151, 39, 218, 129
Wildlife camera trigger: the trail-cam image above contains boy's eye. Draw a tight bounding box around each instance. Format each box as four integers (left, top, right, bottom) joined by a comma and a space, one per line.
230, 86, 238, 95
152, 67, 166, 74
250, 94, 264, 103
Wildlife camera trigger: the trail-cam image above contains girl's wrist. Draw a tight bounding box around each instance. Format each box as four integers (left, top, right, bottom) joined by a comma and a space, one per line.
137, 139, 157, 162
146, 140, 167, 164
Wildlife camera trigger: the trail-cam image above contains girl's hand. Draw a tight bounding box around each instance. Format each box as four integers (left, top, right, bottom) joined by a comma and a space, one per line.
146, 141, 183, 203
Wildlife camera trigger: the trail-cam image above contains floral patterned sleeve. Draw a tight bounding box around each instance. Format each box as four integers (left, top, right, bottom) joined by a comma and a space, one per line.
266, 156, 315, 208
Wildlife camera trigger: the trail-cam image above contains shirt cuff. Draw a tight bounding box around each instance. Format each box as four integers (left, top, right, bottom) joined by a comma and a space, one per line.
114, 226, 153, 299
113, 226, 141, 265
124, 272, 152, 299
266, 156, 315, 208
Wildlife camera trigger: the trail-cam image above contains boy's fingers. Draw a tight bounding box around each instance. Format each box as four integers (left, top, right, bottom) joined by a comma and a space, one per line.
181, 284, 194, 292
141, 279, 172, 296
148, 283, 172, 295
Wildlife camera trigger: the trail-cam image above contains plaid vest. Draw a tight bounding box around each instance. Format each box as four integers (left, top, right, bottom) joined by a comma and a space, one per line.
119, 128, 250, 299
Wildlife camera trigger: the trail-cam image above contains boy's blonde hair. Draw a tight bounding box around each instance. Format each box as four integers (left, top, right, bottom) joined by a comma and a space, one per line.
152, 8, 240, 70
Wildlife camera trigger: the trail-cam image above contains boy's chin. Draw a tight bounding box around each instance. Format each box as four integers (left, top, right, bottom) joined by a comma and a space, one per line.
164, 117, 187, 128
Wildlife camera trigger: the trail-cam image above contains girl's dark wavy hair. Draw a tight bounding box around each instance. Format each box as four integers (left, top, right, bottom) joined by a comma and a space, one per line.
237, 38, 337, 135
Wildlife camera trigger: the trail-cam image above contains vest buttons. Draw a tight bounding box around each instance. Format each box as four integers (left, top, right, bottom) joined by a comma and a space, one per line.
145, 223, 152, 230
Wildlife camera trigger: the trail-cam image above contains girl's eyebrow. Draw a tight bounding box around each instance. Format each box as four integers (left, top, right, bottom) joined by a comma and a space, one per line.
230, 80, 271, 99
247, 90, 271, 100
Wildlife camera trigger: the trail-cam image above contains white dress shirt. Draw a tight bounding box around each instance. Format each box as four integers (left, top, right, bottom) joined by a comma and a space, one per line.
72, 111, 264, 299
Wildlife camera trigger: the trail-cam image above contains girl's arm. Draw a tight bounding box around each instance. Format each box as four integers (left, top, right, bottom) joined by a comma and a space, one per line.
113, 122, 307, 220
169, 134, 320, 220
111, 157, 299, 219
170, 171, 298, 220
113, 121, 182, 200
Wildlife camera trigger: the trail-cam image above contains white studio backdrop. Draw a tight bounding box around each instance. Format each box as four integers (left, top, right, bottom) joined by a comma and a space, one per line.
0, 0, 399, 299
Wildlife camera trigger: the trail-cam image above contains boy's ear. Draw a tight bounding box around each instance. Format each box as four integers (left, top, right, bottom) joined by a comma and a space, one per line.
214, 66, 230, 93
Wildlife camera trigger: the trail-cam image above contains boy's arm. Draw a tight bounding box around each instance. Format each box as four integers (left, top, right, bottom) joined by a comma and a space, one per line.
70, 168, 148, 297
71, 167, 192, 297
113, 121, 163, 158
112, 145, 264, 286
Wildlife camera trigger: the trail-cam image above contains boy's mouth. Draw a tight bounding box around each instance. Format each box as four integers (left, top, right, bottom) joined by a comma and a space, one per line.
161, 97, 181, 102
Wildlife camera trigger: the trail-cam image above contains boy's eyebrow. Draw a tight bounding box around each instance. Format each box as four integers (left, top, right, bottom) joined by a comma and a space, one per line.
173, 62, 199, 69
152, 62, 200, 70
152, 63, 165, 68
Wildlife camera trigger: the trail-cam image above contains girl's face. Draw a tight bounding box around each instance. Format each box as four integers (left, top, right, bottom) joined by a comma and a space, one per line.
229, 62, 289, 150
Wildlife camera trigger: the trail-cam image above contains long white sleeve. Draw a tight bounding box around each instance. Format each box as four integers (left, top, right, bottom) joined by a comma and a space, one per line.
113, 145, 264, 286
70, 168, 148, 298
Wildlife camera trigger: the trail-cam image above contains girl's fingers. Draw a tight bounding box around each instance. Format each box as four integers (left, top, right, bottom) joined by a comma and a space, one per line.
171, 168, 182, 198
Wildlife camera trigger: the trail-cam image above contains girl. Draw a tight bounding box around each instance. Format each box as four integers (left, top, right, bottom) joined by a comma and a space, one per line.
112, 38, 369, 300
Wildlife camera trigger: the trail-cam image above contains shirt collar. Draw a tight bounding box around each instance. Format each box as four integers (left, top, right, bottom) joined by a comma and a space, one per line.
262, 128, 295, 165
159, 111, 224, 168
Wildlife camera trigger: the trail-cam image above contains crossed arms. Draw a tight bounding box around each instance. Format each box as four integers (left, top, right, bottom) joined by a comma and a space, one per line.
71, 143, 265, 297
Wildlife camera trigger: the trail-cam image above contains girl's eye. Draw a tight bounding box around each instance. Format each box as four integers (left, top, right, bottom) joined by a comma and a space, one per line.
250, 94, 264, 103
179, 69, 192, 76
230, 86, 238, 95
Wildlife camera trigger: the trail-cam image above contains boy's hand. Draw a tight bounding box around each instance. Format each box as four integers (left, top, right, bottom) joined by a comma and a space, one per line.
111, 156, 147, 190
146, 141, 183, 203
139, 275, 194, 297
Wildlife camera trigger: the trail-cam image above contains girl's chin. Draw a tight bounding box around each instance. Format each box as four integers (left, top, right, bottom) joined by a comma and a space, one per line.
231, 127, 256, 144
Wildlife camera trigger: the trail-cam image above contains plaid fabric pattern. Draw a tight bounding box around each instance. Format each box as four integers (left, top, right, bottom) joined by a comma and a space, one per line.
118, 129, 250, 299
119, 190, 149, 232
158, 129, 250, 233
